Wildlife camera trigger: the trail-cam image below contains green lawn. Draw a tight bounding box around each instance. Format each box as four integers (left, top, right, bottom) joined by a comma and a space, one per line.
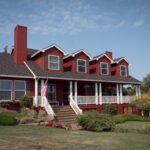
0, 125, 150, 150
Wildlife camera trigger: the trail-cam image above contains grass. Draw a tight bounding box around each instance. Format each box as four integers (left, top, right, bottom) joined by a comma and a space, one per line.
0, 125, 150, 150
115, 121, 150, 134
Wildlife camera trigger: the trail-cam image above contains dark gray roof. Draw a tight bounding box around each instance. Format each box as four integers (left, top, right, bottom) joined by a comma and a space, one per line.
93, 54, 104, 59
113, 57, 123, 62
0, 53, 33, 78
25, 60, 141, 84
27, 48, 39, 58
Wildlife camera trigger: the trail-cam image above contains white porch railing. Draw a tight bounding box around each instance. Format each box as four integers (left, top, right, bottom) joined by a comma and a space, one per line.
102, 96, 117, 104
33, 96, 55, 118
70, 96, 82, 115
72, 96, 135, 105
122, 96, 135, 103
73, 96, 96, 105
42, 96, 55, 117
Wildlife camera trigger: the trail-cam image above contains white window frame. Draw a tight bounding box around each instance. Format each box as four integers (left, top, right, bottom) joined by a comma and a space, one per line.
120, 65, 127, 76
100, 62, 109, 75
48, 84, 56, 101
77, 59, 87, 73
14, 80, 26, 97
0, 80, 13, 100
48, 55, 60, 70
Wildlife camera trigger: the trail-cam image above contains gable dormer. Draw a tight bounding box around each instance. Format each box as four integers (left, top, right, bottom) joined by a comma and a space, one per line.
90, 51, 113, 75
63, 50, 91, 73
111, 57, 129, 77
31, 44, 66, 71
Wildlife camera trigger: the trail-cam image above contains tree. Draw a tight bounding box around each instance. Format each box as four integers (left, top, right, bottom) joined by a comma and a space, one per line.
130, 93, 150, 116
143, 74, 150, 93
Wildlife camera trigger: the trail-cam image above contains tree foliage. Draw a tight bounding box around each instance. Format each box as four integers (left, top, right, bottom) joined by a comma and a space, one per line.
130, 93, 150, 111
143, 74, 150, 93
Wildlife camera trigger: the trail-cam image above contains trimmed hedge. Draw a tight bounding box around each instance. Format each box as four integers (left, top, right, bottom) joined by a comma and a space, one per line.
76, 111, 115, 132
113, 114, 150, 124
0, 113, 17, 125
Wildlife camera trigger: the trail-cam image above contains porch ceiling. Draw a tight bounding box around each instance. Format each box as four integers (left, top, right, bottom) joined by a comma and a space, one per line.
25, 60, 142, 85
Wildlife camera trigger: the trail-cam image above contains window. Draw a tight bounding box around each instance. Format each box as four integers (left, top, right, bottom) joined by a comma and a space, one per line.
120, 65, 127, 76
47, 84, 56, 101
14, 80, 26, 99
48, 55, 59, 70
100, 62, 109, 75
77, 59, 86, 73
0, 80, 12, 100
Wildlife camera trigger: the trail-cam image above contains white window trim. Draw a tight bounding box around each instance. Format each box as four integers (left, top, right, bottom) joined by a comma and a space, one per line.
77, 59, 87, 73
48, 84, 56, 100
48, 55, 60, 70
0, 80, 13, 100
14, 80, 26, 95
100, 62, 109, 75
120, 65, 127, 76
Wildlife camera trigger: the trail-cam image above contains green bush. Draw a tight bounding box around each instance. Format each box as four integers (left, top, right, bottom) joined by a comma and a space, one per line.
0, 113, 17, 125
19, 96, 33, 107
76, 111, 115, 132
102, 104, 118, 115
113, 114, 150, 124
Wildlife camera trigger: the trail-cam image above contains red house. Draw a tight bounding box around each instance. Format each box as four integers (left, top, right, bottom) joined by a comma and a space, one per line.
0, 25, 141, 120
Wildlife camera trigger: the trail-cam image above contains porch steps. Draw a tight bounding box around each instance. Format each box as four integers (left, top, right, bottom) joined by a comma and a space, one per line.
52, 106, 77, 124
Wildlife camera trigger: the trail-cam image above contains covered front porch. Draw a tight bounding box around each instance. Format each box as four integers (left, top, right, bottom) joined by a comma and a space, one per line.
33, 79, 141, 106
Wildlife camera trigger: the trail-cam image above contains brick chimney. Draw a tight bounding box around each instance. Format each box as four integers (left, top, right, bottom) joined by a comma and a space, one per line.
14, 25, 27, 64
105, 51, 113, 59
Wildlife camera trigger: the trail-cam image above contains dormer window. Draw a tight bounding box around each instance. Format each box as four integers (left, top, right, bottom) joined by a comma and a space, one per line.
100, 62, 109, 75
48, 55, 59, 70
120, 65, 127, 76
77, 59, 86, 73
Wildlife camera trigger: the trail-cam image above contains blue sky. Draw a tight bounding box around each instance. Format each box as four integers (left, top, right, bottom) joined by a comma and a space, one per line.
0, 0, 150, 81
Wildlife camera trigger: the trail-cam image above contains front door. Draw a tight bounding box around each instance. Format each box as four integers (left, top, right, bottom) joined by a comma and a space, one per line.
47, 84, 56, 102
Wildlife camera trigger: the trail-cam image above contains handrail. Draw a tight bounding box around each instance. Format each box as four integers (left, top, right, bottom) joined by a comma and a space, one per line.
42, 96, 55, 118
70, 96, 82, 115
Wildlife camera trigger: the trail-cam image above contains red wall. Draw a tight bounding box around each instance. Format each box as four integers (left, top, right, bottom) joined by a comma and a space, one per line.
34, 46, 64, 72
111, 59, 128, 76
89, 55, 111, 75
63, 52, 90, 73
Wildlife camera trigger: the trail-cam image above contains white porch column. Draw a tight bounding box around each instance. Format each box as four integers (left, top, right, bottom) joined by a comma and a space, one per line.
95, 82, 98, 105
120, 84, 123, 104
41, 79, 44, 107
116, 84, 120, 104
138, 85, 141, 97
69, 81, 73, 100
99, 83, 102, 105
136, 85, 139, 97
75, 81, 77, 103
34, 79, 38, 106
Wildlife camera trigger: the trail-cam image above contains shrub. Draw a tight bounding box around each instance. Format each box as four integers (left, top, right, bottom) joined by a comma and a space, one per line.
0, 112, 17, 125
76, 111, 115, 132
113, 114, 150, 124
102, 104, 118, 115
19, 96, 33, 107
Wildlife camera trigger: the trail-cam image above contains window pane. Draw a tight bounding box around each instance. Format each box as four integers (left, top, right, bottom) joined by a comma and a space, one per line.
49, 56, 58, 63
15, 91, 25, 99
49, 62, 59, 70
15, 81, 26, 90
0, 91, 11, 100
0, 80, 12, 90
120, 66, 127, 76
100, 63, 108, 75
78, 66, 86, 72
78, 60, 85, 66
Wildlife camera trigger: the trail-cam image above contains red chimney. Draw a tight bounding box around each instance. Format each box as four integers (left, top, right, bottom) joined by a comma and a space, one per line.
14, 25, 27, 64
105, 51, 113, 59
